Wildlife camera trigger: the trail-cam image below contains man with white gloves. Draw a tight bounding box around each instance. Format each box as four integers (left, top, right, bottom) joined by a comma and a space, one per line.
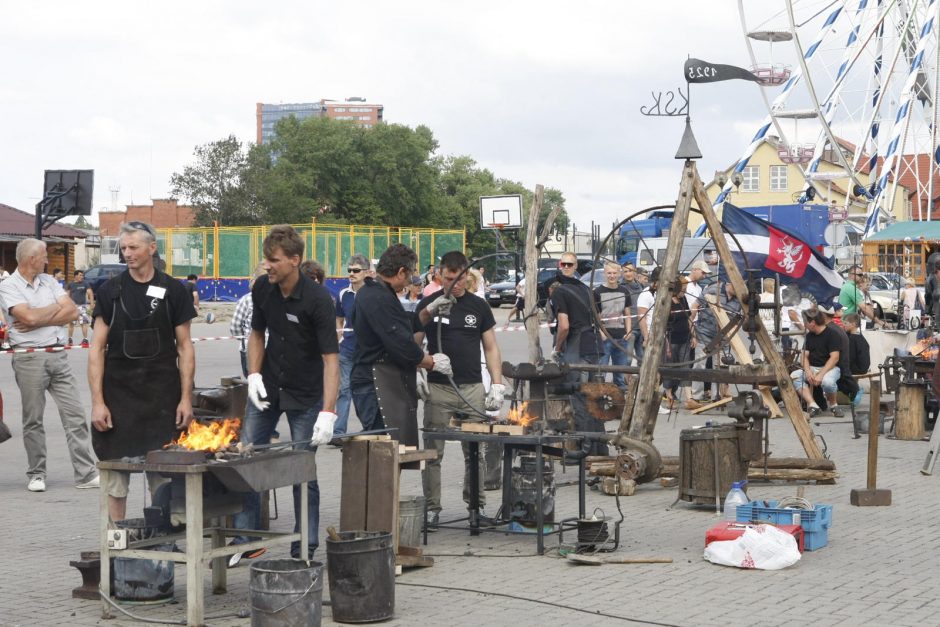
414, 251, 504, 529
350, 244, 450, 442
233, 225, 339, 564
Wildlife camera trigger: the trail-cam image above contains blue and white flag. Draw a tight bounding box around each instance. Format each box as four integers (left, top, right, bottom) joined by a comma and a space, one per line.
720, 203, 842, 304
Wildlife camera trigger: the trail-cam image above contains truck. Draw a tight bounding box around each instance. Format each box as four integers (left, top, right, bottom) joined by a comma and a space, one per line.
615, 204, 834, 268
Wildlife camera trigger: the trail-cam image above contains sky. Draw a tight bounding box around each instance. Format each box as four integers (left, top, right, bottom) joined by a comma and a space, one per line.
0, 1, 767, 233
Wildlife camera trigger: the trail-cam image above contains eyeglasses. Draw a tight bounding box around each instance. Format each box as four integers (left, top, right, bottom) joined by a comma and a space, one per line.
347, 268, 363, 273
126, 221, 156, 237
560, 262, 575, 268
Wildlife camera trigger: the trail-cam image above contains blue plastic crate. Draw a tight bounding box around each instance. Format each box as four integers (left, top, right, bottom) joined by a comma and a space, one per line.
803, 528, 829, 551
736, 500, 833, 535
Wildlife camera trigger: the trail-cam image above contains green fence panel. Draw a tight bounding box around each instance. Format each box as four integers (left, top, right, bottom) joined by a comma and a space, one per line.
219, 231, 254, 277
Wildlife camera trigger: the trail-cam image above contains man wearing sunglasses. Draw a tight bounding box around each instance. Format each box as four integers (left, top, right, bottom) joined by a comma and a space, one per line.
333, 255, 371, 444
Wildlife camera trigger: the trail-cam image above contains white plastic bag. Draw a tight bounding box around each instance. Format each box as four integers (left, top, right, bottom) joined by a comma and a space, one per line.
704, 524, 801, 570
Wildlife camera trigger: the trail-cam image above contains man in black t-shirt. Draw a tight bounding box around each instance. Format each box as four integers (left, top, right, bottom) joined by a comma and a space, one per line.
595, 262, 631, 389
790, 308, 841, 418
89, 221, 197, 522
415, 251, 504, 528
67, 269, 93, 347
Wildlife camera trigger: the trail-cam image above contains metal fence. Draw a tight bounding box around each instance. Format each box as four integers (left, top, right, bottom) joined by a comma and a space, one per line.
148, 223, 465, 278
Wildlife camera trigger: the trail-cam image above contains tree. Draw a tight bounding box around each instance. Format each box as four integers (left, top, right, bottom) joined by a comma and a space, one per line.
169, 135, 260, 226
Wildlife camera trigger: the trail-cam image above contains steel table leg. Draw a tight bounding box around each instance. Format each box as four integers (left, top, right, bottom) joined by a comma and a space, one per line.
536, 439, 544, 555
468, 440, 480, 535
501, 444, 513, 521
99, 467, 112, 619
185, 472, 205, 627
301, 480, 309, 560
578, 440, 586, 519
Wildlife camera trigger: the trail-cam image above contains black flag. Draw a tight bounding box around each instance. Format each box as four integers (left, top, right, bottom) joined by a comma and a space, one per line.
684, 58, 760, 84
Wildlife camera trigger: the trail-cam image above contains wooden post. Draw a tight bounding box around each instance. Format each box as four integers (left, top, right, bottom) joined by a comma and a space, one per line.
522, 185, 545, 365
621, 161, 696, 441
850, 380, 891, 505
690, 166, 824, 459
895, 384, 926, 440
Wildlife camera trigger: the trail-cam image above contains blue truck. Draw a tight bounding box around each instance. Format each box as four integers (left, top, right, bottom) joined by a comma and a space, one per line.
616, 204, 832, 268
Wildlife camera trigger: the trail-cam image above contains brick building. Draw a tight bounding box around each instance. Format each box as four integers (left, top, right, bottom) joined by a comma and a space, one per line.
256, 98, 384, 144
0, 204, 87, 279
98, 198, 195, 237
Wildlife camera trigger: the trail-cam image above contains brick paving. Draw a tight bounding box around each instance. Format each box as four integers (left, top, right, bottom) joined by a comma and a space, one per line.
2, 316, 940, 626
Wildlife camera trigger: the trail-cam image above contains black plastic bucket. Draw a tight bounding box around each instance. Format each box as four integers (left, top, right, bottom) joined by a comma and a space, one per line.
111, 542, 176, 603
249, 559, 324, 627
326, 531, 394, 623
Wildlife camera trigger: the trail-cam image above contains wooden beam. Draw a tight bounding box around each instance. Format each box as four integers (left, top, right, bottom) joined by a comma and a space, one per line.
689, 165, 824, 459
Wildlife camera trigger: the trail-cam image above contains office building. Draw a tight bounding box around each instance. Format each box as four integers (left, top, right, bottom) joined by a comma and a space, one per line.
256, 98, 384, 144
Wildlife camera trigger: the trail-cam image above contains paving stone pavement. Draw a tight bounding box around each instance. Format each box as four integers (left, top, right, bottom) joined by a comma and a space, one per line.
1, 319, 940, 626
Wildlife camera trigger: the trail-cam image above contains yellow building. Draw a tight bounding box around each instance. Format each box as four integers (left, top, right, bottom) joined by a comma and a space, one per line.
692, 137, 912, 232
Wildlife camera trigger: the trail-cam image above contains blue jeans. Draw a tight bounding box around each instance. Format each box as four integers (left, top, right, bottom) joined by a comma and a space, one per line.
335, 353, 354, 436
351, 379, 385, 431
232, 398, 322, 557
629, 327, 644, 366
601, 337, 630, 388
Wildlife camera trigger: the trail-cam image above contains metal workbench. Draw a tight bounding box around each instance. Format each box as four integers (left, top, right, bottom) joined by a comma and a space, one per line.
421, 430, 586, 554
98, 451, 316, 627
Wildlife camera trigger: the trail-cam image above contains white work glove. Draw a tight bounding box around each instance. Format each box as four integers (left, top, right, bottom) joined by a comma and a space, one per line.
431, 353, 453, 376
310, 411, 338, 447
551, 350, 565, 365
416, 369, 430, 401
425, 295, 455, 317
247, 373, 270, 411
484, 383, 506, 411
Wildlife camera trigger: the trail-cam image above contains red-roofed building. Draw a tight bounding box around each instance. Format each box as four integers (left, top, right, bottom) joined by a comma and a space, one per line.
98, 198, 195, 237
0, 204, 87, 278
897, 153, 940, 220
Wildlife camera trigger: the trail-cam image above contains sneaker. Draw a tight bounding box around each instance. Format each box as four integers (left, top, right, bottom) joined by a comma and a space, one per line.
658, 405, 672, 415
80, 339, 89, 348
75, 475, 100, 489
425, 511, 440, 532
808, 406, 821, 418
701, 392, 712, 402
328, 438, 344, 448
1, 341, 9, 351
853, 390, 864, 408
476, 509, 497, 528
228, 547, 266, 568
28, 477, 46, 492
830, 406, 844, 418
67, 337, 73, 347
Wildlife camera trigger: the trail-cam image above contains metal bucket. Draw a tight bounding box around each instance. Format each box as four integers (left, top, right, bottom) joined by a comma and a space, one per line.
326, 531, 394, 623
249, 559, 323, 627
111, 542, 175, 603
398, 496, 425, 548
509, 455, 555, 524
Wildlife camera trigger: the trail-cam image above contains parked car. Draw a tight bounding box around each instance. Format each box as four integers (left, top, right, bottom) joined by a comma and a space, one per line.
865, 272, 900, 321
83, 263, 126, 295
486, 274, 521, 307
579, 269, 608, 289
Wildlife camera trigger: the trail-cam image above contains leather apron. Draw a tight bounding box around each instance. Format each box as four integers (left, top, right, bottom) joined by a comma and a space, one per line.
372, 361, 419, 446
92, 271, 182, 460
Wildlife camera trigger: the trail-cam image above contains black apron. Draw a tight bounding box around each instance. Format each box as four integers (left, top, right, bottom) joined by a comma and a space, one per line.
92, 271, 183, 461
372, 361, 419, 446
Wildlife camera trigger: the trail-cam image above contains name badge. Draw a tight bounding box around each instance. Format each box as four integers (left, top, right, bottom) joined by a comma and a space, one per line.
286, 313, 299, 323
146, 286, 167, 299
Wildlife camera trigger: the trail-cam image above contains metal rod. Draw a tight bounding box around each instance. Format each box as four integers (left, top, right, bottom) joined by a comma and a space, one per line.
247, 428, 398, 451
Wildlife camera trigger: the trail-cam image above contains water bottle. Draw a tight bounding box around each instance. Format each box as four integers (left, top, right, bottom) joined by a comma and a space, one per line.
723, 480, 749, 521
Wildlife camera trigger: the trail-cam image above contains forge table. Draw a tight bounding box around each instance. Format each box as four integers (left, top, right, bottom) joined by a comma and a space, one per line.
98, 450, 317, 627
421, 430, 586, 554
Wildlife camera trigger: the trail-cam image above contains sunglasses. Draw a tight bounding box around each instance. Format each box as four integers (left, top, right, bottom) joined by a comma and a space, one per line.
347, 268, 363, 273
560, 262, 575, 268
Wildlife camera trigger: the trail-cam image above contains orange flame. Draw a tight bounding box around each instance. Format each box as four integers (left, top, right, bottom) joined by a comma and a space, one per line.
913, 338, 938, 361
168, 418, 242, 452
507, 402, 537, 427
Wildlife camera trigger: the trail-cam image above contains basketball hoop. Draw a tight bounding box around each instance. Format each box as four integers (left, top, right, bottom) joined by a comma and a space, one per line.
487, 223, 507, 231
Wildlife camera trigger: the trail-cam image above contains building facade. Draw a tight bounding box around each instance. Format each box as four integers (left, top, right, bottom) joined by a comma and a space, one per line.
256, 98, 384, 144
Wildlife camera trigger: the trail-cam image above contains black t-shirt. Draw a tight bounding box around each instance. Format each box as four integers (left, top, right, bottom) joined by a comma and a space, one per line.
551, 276, 599, 355
68, 280, 90, 305
251, 273, 339, 409
848, 333, 871, 375
415, 290, 495, 385
594, 285, 631, 339
666, 297, 692, 344
93, 271, 196, 327
828, 322, 851, 376
804, 325, 842, 368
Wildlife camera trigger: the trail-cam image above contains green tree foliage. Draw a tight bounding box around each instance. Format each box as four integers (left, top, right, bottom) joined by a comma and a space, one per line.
169, 135, 261, 226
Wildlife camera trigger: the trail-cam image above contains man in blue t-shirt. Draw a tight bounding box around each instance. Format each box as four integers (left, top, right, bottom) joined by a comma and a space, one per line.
334, 254, 371, 442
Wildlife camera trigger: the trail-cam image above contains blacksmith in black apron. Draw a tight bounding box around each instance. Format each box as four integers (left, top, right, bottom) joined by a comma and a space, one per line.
350, 244, 451, 447
89, 221, 196, 522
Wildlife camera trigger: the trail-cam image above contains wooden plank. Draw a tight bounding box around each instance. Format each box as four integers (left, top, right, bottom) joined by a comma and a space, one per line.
366, 440, 400, 550
396, 554, 434, 568
690, 396, 733, 414
690, 167, 823, 459
340, 440, 370, 531
460, 422, 492, 434
492, 423, 526, 436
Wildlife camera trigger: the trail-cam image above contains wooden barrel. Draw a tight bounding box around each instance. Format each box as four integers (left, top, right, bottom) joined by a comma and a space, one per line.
678, 425, 747, 505
895, 384, 926, 440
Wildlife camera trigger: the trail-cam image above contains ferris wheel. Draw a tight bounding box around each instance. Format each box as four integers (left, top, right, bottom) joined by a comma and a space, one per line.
719, 0, 940, 234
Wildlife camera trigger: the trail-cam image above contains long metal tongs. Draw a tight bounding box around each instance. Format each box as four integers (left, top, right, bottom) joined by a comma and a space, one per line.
245, 428, 399, 452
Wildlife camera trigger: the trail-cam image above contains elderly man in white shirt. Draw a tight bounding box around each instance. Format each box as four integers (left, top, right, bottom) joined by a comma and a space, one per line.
0, 239, 98, 493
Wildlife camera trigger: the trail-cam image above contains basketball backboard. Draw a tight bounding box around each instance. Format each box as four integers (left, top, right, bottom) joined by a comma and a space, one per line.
42, 170, 94, 216
480, 194, 523, 230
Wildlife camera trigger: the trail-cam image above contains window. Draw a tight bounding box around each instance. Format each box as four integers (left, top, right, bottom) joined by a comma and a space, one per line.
742, 166, 759, 192
770, 165, 787, 191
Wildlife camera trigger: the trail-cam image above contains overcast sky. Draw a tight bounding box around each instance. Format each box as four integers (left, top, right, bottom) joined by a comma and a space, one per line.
0, 1, 766, 232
